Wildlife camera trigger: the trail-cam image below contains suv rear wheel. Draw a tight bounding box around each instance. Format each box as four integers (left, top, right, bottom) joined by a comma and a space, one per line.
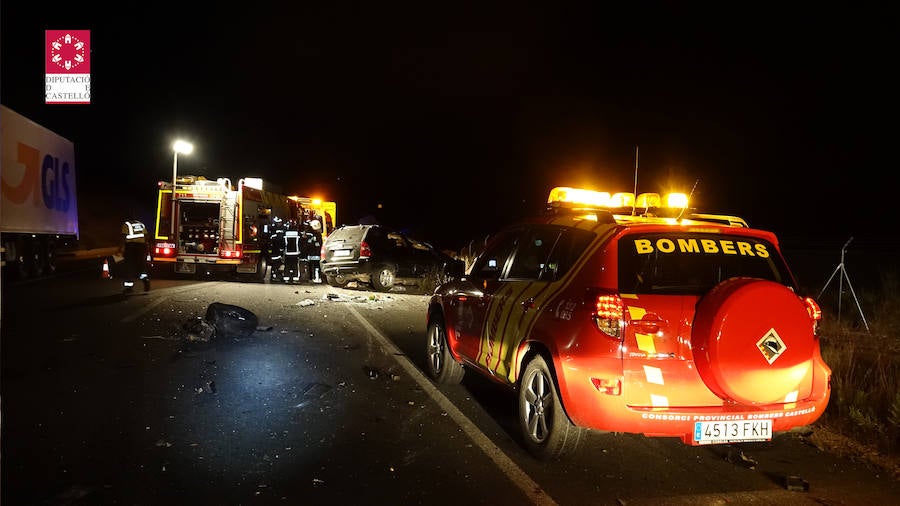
518, 354, 584, 460
371, 263, 396, 292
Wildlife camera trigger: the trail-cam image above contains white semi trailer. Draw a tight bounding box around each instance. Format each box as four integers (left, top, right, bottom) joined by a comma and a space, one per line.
1, 104, 79, 280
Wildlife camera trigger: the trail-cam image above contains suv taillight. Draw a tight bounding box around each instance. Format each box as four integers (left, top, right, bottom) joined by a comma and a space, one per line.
359, 240, 372, 259
804, 296, 822, 334
592, 293, 625, 339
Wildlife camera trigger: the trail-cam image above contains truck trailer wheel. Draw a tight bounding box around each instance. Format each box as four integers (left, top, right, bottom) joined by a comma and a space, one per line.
43, 238, 57, 275
12, 236, 37, 280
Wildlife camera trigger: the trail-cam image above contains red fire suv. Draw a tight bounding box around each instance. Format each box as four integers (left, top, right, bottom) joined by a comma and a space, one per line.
425, 186, 831, 460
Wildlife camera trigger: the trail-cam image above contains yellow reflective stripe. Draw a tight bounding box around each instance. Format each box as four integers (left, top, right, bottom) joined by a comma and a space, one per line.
636, 333, 656, 354
476, 223, 621, 383
627, 306, 646, 319
628, 306, 656, 353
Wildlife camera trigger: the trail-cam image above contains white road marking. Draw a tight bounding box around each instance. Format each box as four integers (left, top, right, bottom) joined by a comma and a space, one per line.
345, 303, 560, 506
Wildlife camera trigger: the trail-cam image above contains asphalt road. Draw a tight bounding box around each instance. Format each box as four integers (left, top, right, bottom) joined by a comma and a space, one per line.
1, 265, 897, 505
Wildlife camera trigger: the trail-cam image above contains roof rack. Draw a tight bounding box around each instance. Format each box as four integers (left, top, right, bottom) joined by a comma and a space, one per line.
544, 202, 616, 224
685, 213, 749, 228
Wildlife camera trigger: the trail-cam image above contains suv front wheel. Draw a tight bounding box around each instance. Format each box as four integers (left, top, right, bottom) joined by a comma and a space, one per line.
371, 263, 396, 292
425, 315, 465, 384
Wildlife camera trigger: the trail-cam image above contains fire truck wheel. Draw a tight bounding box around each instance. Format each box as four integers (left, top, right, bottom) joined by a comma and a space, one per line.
371, 263, 396, 292
518, 354, 584, 461
254, 256, 268, 282
425, 314, 464, 384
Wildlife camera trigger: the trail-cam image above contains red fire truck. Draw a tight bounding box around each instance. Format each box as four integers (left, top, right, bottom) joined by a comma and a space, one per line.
151, 175, 335, 282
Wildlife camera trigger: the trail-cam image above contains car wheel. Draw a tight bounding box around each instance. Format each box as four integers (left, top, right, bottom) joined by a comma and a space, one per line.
325, 273, 349, 287
518, 354, 584, 460
425, 315, 464, 384
371, 263, 396, 292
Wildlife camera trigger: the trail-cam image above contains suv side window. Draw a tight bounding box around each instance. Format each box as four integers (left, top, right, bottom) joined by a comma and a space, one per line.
387, 232, 409, 249
472, 228, 521, 280
507, 227, 562, 280
540, 227, 594, 281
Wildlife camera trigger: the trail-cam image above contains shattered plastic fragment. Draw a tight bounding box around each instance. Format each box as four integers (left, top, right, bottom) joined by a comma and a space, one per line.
785, 475, 809, 492
204, 302, 259, 338
726, 448, 758, 469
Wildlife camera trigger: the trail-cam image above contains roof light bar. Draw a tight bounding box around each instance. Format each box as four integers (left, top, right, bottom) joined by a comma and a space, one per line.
548, 186, 688, 210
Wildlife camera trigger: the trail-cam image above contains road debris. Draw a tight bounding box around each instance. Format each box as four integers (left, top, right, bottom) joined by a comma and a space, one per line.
726, 448, 758, 469
293, 382, 333, 409
785, 475, 810, 492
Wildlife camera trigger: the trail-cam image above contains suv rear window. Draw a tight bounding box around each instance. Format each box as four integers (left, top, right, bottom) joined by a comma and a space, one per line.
617, 232, 794, 295
327, 225, 369, 243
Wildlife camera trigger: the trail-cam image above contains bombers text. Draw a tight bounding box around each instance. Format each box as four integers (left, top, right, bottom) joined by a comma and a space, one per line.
633, 237, 770, 258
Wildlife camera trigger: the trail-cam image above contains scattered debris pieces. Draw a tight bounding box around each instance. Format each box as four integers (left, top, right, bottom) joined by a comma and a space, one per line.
182, 303, 262, 341
294, 382, 333, 409
205, 302, 259, 339
322, 292, 388, 303
726, 448, 758, 469
183, 318, 216, 342
784, 475, 809, 492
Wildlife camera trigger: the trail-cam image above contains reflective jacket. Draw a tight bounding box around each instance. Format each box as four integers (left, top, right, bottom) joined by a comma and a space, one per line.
123, 220, 147, 243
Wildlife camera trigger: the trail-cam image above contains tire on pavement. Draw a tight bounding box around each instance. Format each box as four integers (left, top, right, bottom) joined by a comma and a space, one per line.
518, 354, 584, 461
425, 314, 464, 384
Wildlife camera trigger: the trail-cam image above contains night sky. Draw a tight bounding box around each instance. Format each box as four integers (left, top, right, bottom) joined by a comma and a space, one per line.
2, 3, 897, 265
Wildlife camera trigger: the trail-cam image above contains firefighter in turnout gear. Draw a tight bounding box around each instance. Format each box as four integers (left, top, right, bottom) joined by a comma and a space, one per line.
300, 214, 324, 282
268, 216, 287, 282
121, 219, 150, 292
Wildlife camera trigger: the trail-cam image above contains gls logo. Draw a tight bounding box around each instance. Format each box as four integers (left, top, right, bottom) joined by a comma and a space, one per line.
1, 141, 73, 212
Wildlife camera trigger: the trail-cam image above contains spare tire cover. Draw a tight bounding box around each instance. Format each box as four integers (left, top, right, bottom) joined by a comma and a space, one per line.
692, 278, 814, 405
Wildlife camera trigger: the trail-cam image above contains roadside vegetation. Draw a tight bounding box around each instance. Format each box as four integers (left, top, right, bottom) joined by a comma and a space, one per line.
814, 270, 900, 478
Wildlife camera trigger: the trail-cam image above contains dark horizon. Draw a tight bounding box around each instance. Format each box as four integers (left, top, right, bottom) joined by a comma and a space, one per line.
2, 3, 896, 256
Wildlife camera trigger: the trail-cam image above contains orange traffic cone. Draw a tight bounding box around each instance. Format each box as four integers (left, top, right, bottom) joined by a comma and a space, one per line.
101, 258, 111, 279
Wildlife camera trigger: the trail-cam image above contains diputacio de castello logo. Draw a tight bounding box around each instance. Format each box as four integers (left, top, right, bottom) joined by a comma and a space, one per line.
45, 30, 91, 104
